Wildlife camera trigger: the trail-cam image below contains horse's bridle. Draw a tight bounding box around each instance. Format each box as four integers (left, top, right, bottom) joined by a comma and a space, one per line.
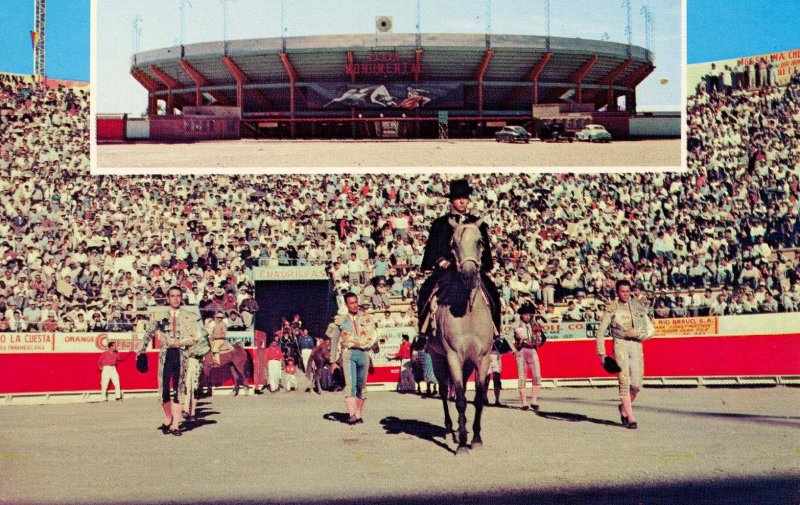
450, 222, 484, 272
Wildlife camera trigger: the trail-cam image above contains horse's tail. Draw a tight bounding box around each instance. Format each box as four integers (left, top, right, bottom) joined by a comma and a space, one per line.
242, 345, 254, 379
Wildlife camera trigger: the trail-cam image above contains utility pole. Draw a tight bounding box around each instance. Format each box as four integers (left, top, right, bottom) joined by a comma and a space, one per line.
545, 0, 551, 52
33, 0, 46, 76
221, 0, 237, 44
622, 0, 632, 58
641, 5, 654, 55
131, 14, 143, 57
179, 0, 192, 46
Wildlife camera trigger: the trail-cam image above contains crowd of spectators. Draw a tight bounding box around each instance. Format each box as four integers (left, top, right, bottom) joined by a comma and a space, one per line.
0, 70, 799, 333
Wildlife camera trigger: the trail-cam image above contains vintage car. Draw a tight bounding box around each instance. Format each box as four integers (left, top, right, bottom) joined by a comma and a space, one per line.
575, 124, 613, 142
494, 125, 532, 143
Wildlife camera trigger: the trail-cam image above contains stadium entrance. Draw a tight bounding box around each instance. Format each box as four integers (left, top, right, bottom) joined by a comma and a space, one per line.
253, 266, 338, 342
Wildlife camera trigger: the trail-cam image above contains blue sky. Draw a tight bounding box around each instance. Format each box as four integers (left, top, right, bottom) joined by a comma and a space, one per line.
2, 1, 798, 108
688, 0, 800, 64
0, 0, 90, 81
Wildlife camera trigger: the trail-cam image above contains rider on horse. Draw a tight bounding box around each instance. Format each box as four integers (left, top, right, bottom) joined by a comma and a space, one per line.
210, 311, 234, 365
417, 178, 501, 335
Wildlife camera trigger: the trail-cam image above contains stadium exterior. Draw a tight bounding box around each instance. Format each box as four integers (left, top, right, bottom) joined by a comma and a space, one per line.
123, 33, 655, 140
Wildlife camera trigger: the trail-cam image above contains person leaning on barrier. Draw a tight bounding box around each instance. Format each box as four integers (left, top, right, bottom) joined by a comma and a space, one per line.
595, 279, 655, 430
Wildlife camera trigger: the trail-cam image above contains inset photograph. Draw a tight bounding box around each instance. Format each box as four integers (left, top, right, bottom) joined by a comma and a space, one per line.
94, 0, 683, 172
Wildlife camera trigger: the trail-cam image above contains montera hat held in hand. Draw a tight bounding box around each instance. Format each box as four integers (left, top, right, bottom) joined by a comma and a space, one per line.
136, 353, 149, 373
447, 179, 472, 199
603, 356, 622, 374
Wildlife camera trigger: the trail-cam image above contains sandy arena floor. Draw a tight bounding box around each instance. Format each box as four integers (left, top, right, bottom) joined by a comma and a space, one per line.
1, 386, 797, 504
95, 139, 682, 173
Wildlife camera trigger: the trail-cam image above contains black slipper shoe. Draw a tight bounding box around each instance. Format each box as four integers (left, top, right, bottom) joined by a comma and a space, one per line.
618, 405, 629, 426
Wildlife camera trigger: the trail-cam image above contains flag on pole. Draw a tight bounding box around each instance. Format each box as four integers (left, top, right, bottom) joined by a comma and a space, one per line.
30, 31, 39, 48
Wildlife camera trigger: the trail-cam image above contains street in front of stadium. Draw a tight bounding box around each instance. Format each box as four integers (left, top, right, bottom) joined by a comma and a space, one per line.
1, 387, 797, 504
95, 138, 680, 172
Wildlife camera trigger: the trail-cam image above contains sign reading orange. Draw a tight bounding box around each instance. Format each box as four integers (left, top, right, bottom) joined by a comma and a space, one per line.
654, 317, 717, 336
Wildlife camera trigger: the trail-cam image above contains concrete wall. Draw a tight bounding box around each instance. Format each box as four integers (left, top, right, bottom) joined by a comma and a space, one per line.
630, 114, 681, 137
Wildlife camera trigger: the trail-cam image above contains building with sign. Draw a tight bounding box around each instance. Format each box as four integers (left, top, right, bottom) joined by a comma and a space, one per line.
123, 33, 655, 140
252, 266, 338, 343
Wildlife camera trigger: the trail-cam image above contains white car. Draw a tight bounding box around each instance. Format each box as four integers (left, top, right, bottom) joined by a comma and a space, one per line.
575, 124, 612, 142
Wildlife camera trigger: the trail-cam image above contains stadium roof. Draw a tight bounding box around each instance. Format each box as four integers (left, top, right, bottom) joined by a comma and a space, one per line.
131, 33, 655, 112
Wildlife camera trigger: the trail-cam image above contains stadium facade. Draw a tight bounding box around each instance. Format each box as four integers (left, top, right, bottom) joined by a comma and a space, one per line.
110, 33, 656, 141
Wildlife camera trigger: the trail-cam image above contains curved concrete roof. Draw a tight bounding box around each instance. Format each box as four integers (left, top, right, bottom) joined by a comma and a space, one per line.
131, 33, 654, 112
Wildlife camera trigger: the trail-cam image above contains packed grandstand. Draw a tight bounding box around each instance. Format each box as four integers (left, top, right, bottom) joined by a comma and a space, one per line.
1, 70, 799, 334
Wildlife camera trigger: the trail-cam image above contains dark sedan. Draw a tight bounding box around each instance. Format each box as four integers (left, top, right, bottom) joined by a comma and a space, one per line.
495, 126, 531, 143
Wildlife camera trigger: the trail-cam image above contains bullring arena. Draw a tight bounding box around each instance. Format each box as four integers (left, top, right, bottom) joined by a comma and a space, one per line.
2, 387, 799, 505
3, 7, 800, 502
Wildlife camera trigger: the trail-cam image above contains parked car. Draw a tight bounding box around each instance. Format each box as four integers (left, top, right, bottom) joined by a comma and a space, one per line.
539, 120, 574, 143
495, 126, 531, 143
575, 124, 612, 142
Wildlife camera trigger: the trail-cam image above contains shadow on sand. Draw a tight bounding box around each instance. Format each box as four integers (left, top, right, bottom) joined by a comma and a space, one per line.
56, 474, 799, 505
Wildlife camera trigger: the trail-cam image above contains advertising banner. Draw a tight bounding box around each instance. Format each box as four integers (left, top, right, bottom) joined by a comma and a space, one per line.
736, 48, 800, 85
0, 333, 56, 353
502, 321, 600, 340
372, 326, 414, 365
306, 82, 464, 110
56, 332, 137, 353
654, 317, 717, 336
688, 46, 800, 94
541, 321, 598, 340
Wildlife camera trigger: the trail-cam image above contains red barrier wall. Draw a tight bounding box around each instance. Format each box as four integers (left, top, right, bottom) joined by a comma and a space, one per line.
2, 335, 798, 395
97, 117, 125, 143
0, 350, 252, 394
149, 117, 240, 141
590, 112, 630, 139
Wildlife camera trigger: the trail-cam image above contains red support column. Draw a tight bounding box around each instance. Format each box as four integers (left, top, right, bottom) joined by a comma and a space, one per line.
222, 56, 246, 110
598, 59, 632, 111
280, 52, 298, 138
571, 55, 597, 103
529, 52, 552, 106
620, 63, 655, 113
180, 59, 217, 106
347, 51, 356, 84
131, 68, 164, 116
415, 49, 423, 137
150, 66, 181, 114
475, 50, 494, 119
500, 52, 551, 110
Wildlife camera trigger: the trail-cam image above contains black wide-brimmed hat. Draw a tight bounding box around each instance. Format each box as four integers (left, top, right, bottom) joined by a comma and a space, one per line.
517, 302, 536, 315
136, 353, 149, 373
602, 356, 622, 374
447, 179, 472, 199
